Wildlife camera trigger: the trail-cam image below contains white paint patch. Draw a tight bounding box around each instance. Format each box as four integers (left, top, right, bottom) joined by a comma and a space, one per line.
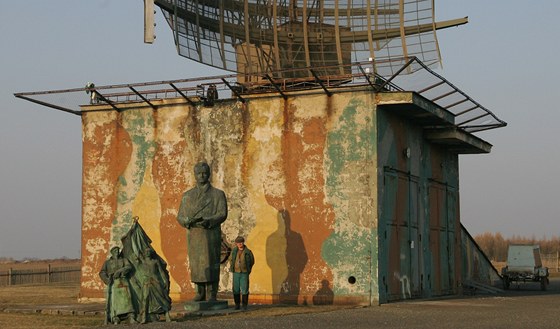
82, 112, 117, 141
292, 95, 327, 120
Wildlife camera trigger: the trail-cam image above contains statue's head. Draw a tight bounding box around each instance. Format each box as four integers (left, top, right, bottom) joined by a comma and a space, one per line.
110, 246, 120, 258
194, 161, 211, 185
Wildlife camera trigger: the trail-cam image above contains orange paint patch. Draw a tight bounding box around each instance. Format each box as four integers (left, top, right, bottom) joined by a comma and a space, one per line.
81, 116, 132, 297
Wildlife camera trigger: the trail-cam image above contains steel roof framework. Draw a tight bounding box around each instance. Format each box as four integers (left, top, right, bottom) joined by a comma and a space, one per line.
14, 57, 506, 133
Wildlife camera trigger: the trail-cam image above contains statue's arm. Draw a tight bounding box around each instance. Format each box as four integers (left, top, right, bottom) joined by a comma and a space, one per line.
122, 259, 133, 276
177, 195, 190, 228
99, 261, 110, 284
113, 259, 133, 278
203, 190, 228, 228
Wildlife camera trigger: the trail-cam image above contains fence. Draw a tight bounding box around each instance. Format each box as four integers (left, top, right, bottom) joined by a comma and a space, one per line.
542, 253, 560, 272
0, 264, 81, 286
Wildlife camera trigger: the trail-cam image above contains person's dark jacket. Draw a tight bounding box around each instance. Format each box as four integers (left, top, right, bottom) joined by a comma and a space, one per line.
230, 246, 255, 274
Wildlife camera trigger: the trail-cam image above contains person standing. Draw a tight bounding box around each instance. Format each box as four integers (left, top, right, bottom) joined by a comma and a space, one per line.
177, 161, 228, 302
230, 236, 255, 310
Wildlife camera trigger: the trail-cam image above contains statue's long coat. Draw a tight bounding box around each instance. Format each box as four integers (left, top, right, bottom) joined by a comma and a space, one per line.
177, 183, 227, 283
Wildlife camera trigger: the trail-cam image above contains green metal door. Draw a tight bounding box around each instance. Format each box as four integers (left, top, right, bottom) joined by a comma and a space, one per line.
380, 168, 421, 302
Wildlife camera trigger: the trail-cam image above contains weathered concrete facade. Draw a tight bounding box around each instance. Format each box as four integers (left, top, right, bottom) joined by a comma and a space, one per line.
80, 87, 490, 304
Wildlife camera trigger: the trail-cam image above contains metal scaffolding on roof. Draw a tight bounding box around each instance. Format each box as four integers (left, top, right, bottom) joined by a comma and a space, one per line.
14, 57, 506, 133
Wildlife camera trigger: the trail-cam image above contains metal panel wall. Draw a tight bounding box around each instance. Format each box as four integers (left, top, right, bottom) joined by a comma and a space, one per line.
377, 107, 460, 302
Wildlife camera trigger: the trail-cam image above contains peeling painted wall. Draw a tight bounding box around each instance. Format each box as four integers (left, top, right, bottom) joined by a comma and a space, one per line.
81, 91, 378, 305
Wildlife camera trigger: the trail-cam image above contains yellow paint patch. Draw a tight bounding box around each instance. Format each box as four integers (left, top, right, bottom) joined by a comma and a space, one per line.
132, 162, 181, 293
245, 99, 287, 293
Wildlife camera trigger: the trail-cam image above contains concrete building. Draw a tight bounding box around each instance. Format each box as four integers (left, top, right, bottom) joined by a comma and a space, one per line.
16, 60, 504, 305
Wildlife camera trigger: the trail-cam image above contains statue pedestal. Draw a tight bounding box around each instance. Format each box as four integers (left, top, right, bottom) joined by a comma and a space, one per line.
183, 300, 228, 312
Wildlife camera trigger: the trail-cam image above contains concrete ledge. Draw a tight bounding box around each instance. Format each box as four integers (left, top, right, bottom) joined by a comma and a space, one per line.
183, 300, 228, 312
425, 127, 492, 154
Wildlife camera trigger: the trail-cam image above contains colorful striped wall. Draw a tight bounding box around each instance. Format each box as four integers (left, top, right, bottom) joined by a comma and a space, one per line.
80, 90, 378, 305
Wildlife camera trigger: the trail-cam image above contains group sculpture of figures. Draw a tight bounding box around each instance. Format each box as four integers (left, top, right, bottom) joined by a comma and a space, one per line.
99, 220, 172, 325
100, 161, 255, 324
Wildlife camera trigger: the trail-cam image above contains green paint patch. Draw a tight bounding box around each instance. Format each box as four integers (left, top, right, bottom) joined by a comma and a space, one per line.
112, 110, 156, 244
323, 97, 377, 295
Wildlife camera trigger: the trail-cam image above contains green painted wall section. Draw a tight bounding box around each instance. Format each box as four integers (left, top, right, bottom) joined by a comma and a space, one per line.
112, 110, 157, 242
323, 97, 377, 298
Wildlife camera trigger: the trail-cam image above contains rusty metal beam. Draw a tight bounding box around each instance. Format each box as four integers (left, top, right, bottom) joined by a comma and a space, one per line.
129, 86, 156, 109
13, 94, 81, 116
457, 112, 490, 126
170, 83, 197, 106
357, 65, 377, 92
444, 98, 469, 110
265, 74, 288, 100
418, 80, 445, 94
431, 89, 457, 102
93, 90, 120, 112
309, 69, 332, 97
221, 78, 246, 103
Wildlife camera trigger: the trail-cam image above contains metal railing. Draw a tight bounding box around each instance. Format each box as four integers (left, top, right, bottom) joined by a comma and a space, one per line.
14, 57, 506, 133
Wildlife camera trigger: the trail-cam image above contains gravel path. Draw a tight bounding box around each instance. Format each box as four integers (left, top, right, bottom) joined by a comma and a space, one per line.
111, 278, 560, 329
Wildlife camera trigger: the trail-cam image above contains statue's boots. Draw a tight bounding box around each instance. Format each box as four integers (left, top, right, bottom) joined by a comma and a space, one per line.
233, 294, 241, 310
241, 294, 249, 310
207, 281, 219, 302
193, 283, 206, 301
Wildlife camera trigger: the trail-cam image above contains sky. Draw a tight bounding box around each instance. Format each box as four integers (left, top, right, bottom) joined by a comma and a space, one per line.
1, 1, 558, 260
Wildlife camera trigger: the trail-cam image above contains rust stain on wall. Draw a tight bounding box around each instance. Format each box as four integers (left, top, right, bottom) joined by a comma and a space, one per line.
266, 96, 335, 302
81, 112, 132, 298
153, 104, 191, 295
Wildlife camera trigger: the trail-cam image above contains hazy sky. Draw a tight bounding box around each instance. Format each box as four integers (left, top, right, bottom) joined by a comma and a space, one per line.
1, 1, 558, 260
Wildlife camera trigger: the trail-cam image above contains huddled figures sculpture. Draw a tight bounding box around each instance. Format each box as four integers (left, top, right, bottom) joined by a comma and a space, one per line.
135, 247, 172, 323
100, 219, 172, 324
99, 246, 136, 324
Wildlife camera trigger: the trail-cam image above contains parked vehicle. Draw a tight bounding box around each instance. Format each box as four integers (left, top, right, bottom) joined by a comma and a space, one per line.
501, 244, 549, 290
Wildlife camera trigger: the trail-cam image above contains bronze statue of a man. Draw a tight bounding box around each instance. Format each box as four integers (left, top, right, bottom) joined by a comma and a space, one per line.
177, 161, 228, 302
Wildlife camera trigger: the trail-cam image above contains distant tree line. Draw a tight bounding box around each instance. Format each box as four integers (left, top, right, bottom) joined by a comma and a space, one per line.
474, 232, 560, 262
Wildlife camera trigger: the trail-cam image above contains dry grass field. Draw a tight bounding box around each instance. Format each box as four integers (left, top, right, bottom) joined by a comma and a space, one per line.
0, 260, 101, 328
0, 283, 102, 329
0, 259, 80, 271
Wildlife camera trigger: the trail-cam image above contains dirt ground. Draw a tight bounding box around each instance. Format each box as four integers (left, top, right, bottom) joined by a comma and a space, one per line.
0, 283, 99, 329
2, 278, 560, 329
